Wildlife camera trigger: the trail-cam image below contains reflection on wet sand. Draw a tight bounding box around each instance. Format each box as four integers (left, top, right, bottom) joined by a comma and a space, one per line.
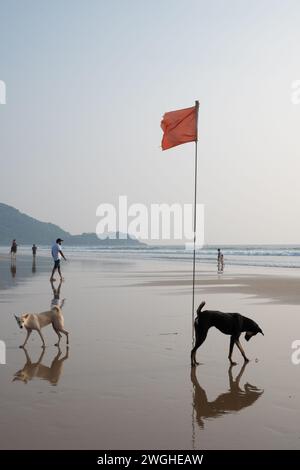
191, 364, 263, 429
10, 260, 16, 278
32, 258, 36, 273
50, 279, 66, 309
13, 347, 69, 386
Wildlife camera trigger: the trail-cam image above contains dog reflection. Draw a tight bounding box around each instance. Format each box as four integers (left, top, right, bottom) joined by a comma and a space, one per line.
13, 346, 69, 386
191, 363, 263, 428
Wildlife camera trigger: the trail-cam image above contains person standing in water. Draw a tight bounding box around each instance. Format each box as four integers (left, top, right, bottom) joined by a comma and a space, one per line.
220, 252, 224, 273
32, 244, 37, 258
217, 248, 224, 273
217, 248, 221, 272
10, 239, 17, 260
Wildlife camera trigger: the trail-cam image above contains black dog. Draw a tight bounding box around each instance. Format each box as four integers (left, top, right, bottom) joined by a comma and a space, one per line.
191, 301, 264, 367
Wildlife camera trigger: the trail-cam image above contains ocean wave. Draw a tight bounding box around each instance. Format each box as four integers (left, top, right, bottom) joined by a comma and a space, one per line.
2, 245, 300, 268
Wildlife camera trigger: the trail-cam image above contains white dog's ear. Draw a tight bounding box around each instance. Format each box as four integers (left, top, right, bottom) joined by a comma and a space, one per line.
23, 314, 29, 318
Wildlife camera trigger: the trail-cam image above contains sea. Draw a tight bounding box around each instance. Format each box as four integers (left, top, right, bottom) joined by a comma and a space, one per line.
2, 245, 300, 269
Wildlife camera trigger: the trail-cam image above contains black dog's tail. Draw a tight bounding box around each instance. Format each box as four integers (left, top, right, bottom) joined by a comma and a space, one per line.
196, 301, 206, 316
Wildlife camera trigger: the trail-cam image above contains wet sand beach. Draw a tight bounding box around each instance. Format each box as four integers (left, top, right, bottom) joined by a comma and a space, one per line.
1, 252, 300, 449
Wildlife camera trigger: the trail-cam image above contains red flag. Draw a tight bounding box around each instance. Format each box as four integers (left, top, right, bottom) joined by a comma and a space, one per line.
161, 103, 198, 151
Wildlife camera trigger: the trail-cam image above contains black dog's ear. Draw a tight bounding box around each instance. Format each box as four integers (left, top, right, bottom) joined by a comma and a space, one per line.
259, 329, 264, 336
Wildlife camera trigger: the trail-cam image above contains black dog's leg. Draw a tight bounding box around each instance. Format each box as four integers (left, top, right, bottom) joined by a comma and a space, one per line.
191, 329, 208, 367
235, 339, 250, 363
228, 336, 238, 365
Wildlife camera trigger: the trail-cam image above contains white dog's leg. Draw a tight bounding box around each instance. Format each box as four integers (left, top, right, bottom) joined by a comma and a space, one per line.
37, 330, 46, 348
60, 329, 69, 345
54, 330, 62, 347
52, 323, 62, 347
20, 329, 32, 348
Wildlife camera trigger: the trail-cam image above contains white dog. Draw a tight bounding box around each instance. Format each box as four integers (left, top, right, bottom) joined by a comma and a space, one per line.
15, 306, 69, 348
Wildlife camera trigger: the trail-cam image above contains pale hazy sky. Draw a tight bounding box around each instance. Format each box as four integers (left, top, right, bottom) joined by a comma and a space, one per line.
1, 0, 300, 244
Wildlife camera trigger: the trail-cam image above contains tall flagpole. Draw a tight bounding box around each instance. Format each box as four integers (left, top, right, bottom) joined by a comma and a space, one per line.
192, 100, 199, 343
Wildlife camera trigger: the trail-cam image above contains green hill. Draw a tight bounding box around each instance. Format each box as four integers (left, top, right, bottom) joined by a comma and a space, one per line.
0, 203, 143, 247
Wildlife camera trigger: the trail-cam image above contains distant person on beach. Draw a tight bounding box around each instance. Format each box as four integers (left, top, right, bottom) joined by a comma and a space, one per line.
220, 253, 224, 272
10, 239, 17, 259
32, 244, 37, 258
217, 248, 224, 273
50, 238, 67, 281
217, 248, 221, 271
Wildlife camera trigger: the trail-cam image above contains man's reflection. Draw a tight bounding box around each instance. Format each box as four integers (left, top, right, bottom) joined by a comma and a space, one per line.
50, 279, 66, 309
32, 257, 36, 273
13, 346, 69, 386
10, 259, 16, 278
191, 364, 263, 428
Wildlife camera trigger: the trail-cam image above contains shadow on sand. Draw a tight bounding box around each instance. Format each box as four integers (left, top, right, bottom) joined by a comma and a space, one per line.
191, 363, 264, 429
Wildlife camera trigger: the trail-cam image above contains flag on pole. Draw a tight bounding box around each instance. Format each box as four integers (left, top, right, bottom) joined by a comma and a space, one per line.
160, 101, 200, 341
161, 104, 198, 151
